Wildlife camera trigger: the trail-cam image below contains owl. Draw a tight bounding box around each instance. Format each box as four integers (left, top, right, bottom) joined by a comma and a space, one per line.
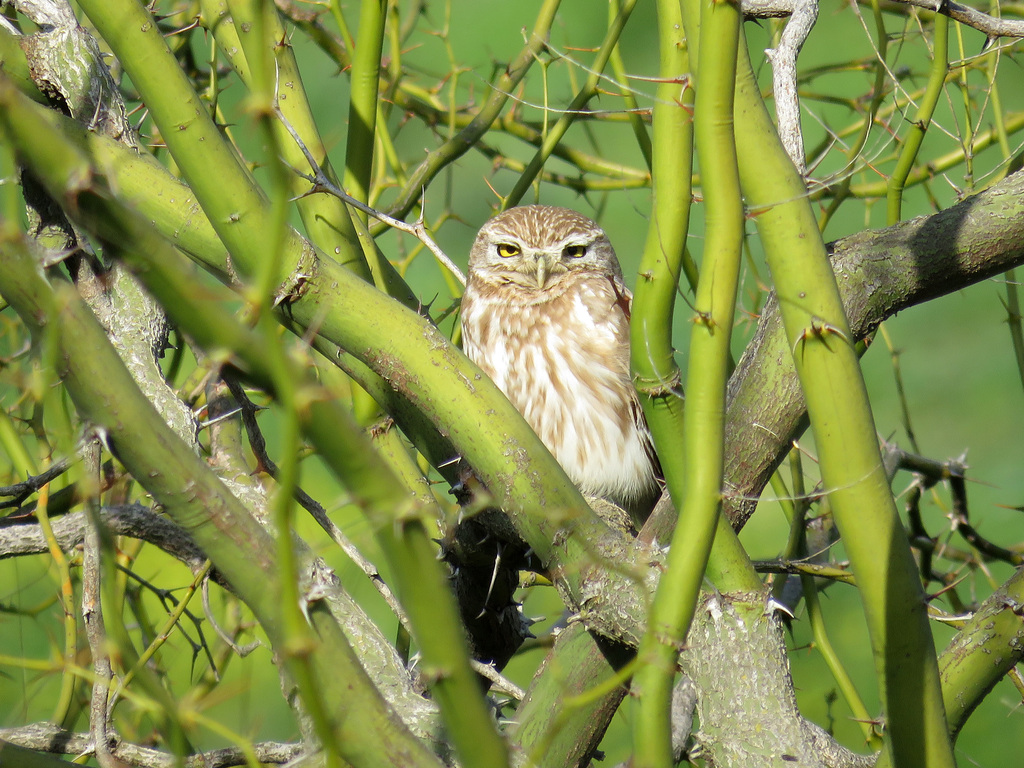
461, 205, 661, 522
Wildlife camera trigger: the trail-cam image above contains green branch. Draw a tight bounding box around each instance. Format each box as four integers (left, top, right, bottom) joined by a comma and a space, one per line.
0, 28, 46, 104
938, 563, 1024, 740
509, 623, 633, 767
342, 0, 386, 213
630, 0, 691, 537
631, 0, 746, 764
886, 13, 949, 223
732, 36, 956, 768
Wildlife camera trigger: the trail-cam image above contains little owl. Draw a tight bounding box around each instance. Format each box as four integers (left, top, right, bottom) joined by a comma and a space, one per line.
461, 205, 661, 521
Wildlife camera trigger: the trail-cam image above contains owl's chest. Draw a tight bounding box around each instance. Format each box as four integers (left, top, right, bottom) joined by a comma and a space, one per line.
462, 279, 654, 506
462, 285, 630, 401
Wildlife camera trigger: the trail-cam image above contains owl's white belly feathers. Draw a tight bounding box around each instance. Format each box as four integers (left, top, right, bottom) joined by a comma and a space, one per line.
462, 273, 659, 513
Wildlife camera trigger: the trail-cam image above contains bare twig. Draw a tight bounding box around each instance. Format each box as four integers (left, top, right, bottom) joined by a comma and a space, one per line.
80, 441, 116, 768
0, 446, 82, 510
904, 479, 936, 583
745, 0, 1024, 39
0, 504, 210, 575
764, 0, 819, 174
892, 444, 1022, 590
752, 559, 857, 585
870, 0, 1024, 39
112, 563, 218, 692
948, 467, 1023, 566
0, 723, 303, 767
202, 577, 260, 657
273, 104, 466, 286
470, 661, 526, 701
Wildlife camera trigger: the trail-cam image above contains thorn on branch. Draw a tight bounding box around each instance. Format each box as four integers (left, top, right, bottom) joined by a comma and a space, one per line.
791, 318, 851, 356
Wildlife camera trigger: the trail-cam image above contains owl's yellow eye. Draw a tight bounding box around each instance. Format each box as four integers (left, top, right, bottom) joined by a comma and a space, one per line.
563, 244, 587, 258
496, 243, 520, 258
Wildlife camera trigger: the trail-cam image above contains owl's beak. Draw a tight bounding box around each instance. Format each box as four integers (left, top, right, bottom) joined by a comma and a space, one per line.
534, 253, 554, 288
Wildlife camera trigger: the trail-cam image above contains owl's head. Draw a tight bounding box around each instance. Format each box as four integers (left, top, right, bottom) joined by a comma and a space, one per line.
468, 205, 622, 290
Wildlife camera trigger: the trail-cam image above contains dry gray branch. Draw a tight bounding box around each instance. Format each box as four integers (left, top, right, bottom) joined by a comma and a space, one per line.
0, 723, 304, 768
0, 504, 209, 572
875, 0, 1024, 38
741, 0, 801, 19
80, 443, 116, 768
745, 0, 1024, 38
765, 0, 818, 173
683, 593, 876, 768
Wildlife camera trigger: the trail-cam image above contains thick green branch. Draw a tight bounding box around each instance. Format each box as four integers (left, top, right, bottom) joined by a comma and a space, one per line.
939, 564, 1024, 739
632, 0, 746, 764
732, 38, 955, 768
630, 0, 691, 541
508, 623, 633, 768
342, 0, 385, 213
0, 27, 47, 104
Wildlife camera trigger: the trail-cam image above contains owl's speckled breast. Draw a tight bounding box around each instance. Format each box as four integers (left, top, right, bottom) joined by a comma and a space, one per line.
462, 269, 660, 516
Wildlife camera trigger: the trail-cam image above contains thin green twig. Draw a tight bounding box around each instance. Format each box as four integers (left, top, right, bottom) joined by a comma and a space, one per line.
503, 0, 639, 207
631, 0, 746, 763
886, 12, 949, 223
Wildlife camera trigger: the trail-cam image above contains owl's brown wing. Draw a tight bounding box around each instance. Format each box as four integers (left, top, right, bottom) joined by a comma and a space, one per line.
611, 272, 665, 512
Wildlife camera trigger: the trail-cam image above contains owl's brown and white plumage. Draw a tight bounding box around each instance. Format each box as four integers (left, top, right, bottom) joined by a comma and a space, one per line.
461, 205, 661, 520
